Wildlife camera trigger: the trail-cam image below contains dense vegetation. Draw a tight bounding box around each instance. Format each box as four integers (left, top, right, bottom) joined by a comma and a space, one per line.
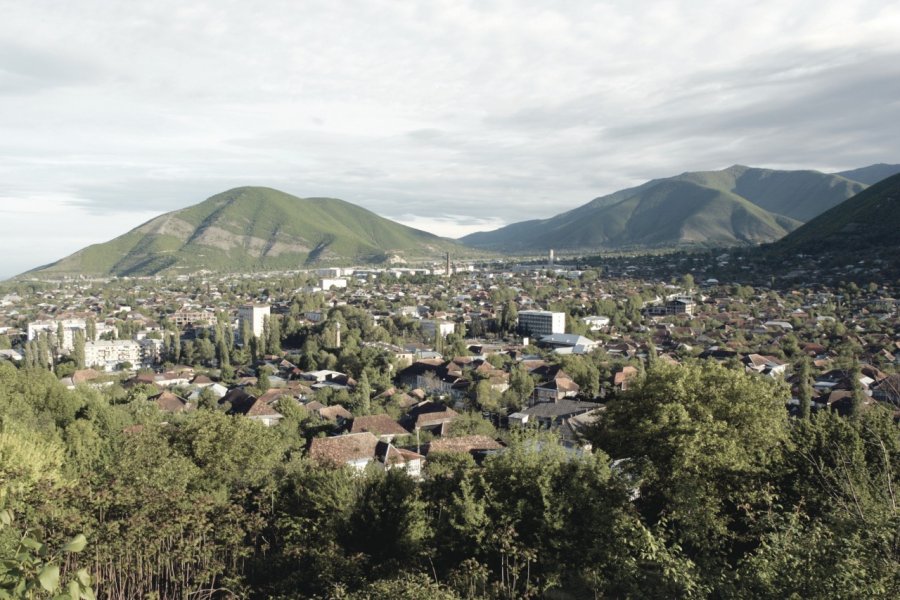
2, 357, 898, 599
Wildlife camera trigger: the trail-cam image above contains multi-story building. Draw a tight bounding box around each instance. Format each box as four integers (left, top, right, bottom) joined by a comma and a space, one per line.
517, 310, 565, 336
320, 278, 348, 290
27, 319, 86, 351
84, 340, 142, 371
138, 337, 164, 366
239, 304, 270, 340
170, 309, 213, 329
420, 320, 455, 338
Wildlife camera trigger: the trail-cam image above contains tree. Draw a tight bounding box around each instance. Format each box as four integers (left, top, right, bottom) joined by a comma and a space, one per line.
256, 366, 271, 392
73, 330, 86, 370
354, 371, 372, 414
796, 357, 812, 419
500, 300, 518, 335
849, 361, 865, 419
591, 360, 790, 576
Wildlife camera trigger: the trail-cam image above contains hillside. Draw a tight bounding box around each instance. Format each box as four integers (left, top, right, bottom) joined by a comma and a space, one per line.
769, 173, 900, 256
29, 187, 465, 276
460, 165, 863, 253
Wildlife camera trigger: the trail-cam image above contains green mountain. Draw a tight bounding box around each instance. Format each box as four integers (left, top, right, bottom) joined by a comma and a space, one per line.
768, 172, 900, 256
460, 165, 865, 252
835, 163, 900, 185
30, 187, 465, 276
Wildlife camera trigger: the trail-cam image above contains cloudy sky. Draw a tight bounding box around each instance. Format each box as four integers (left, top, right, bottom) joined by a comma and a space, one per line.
2, 0, 899, 277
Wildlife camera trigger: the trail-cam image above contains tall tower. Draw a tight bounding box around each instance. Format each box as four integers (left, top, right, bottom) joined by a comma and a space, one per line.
445, 252, 451, 279
549, 249, 555, 267
335, 321, 341, 349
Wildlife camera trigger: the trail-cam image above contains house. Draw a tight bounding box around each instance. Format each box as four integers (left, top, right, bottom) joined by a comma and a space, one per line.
510, 399, 603, 430
309, 432, 381, 471
349, 414, 410, 441
613, 366, 639, 392
222, 388, 284, 426
381, 444, 425, 479
401, 401, 459, 436
305, 401, 353, 425
531, 366, 580, 405
742, 354, 788, 378
149, 390, 192, 413
308, 432, 425, 477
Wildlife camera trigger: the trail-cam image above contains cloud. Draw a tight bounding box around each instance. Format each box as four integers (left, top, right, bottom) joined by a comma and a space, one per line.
1, 1, 900, 273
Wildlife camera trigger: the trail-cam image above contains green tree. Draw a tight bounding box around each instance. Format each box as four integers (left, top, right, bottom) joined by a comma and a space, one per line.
796, 356, 812, 419
592, 360, 790, 577
72, 330, 86, 370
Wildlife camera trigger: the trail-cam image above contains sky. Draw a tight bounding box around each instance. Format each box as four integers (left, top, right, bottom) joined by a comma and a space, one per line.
2, 0, 900, 278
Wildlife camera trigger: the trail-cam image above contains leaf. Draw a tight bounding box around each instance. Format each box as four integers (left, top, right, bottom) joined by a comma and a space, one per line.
61, 534, 87, 553
75, 569, 91, 587
0, 509, 11, 526
21, 537, 44, 551
81, 586, 96, 600
68, 580, 80, 600
38, 565, 60, 592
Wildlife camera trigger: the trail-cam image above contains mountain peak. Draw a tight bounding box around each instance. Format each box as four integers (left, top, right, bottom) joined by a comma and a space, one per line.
27, 187, 465, 277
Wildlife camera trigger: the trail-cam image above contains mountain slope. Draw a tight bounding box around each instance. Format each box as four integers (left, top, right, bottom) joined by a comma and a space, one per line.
460, 165, 865, 253
769, 173, 900, 255
30, 187, 464, 276
835, 163, 900, 185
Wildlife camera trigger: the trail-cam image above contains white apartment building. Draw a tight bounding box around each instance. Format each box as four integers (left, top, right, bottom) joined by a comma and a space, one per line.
420, 320, 456, 338
517, 310, 566, 336
320, 278, 348, 290
138, 338, 164, 366
84, 340, 142, 371
239, 304, 270, 339
27, 319, 86, 351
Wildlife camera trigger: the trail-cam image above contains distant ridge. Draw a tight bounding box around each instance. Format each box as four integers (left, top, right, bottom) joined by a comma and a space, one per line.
460, 165, 865, 252
27, 187, 466, 277
835, 163, 900, 186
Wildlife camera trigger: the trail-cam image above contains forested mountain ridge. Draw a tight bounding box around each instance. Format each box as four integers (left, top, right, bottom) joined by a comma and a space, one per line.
760, 172, 900, 273
27, 187, 465, 277
460, 165, 870, 252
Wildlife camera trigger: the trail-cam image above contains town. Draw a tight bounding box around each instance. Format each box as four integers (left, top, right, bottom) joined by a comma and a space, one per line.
2, 254, 898, 474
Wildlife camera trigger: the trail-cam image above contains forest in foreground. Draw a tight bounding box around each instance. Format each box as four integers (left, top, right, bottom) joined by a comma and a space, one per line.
2, 359, 899, 599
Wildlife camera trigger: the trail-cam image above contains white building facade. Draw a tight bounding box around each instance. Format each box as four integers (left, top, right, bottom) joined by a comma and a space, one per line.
517, 310, 566, 336
84, 340, 142, 371
239, 304, 270, 339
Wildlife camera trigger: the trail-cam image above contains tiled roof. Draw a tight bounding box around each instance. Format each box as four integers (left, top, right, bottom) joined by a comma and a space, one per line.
350, 414, 410, 436
309, 433, 379, 466
425, 435, 503, 455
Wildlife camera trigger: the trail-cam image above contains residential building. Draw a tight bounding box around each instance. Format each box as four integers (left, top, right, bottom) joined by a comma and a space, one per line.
421, 319, 455, 338
517, 310, 565, 336
239, 304, 270, 339
27, 319, 86, 351
84, 340, 142, 371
